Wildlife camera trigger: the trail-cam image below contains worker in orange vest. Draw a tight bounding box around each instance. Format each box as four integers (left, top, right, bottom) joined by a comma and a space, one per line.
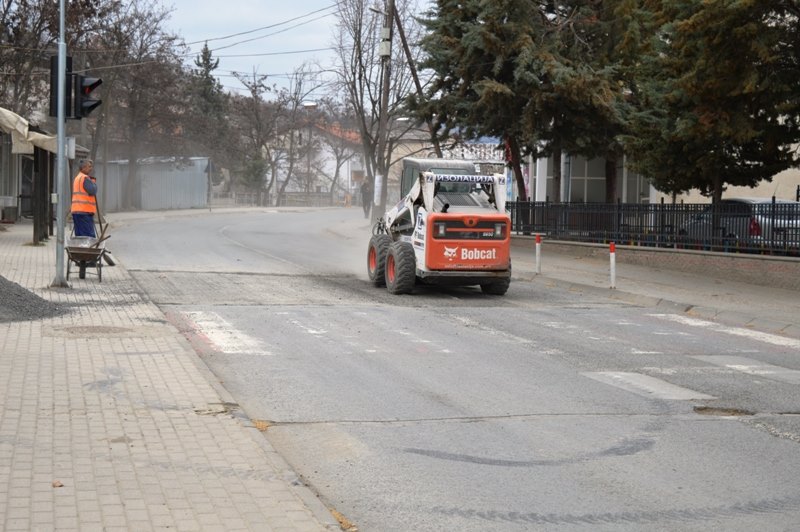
71, 159, 97, 237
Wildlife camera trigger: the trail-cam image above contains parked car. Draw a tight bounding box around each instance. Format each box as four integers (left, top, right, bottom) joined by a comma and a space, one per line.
678, 197, 800, 251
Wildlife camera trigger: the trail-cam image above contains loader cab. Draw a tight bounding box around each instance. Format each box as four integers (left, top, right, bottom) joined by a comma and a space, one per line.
400, 158, 479, 198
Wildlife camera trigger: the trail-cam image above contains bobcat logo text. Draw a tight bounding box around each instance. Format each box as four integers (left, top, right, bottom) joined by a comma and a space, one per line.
443, 246, 498, 261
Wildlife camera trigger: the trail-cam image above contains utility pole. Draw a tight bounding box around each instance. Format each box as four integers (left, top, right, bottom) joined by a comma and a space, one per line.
392, 8, 442, 158
374, 0, 395, 218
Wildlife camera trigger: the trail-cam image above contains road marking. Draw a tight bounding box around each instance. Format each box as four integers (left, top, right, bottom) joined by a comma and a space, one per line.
648, 314, 800, 349
451, 315, 536, 345
542, 321, 579, 330
289, 320, 327, 335
583, 371, 715, 400
692, 356, 800, 384
184, 311, 269, 355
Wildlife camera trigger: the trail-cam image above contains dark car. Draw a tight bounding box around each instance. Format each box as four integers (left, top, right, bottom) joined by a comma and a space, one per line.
679, 197, 800, 251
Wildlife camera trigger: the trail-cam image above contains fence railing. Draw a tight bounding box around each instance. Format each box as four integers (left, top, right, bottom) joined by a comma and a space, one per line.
508, 201, 800, 257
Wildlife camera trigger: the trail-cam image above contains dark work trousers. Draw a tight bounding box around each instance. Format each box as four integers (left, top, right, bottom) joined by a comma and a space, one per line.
72, 213, 96, 237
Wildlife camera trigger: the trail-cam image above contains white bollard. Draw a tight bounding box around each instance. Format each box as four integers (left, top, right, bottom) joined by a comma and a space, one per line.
535, 234, 542, 274
610, 241, 616, 289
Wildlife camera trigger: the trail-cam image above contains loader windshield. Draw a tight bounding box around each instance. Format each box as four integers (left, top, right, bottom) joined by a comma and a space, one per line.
400, 158, 479, 197
429, 168, 474, 195
433, 174, 495, 209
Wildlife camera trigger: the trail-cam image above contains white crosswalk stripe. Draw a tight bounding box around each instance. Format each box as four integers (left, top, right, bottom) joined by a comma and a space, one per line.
648, 314, 800, 349
184, 311, 270, 355
582, 371, 715, 400
693, 355, 800, 384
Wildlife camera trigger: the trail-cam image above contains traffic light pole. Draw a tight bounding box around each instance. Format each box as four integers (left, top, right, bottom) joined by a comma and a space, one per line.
51, 0, 68, 288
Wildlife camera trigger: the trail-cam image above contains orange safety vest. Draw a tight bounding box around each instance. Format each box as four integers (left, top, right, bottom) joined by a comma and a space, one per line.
71, 172, 97, 214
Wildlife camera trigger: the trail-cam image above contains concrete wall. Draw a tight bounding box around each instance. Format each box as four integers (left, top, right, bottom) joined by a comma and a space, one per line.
653, 167, 800, 204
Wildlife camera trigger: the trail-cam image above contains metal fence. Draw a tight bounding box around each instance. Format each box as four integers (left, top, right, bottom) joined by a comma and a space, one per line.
508, 201, 800, 257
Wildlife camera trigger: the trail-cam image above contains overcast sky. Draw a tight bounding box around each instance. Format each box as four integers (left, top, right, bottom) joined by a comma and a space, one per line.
162, 0, 340, 96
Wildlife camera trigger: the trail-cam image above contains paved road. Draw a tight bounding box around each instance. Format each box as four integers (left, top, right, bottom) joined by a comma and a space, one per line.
112, 207, 800, 531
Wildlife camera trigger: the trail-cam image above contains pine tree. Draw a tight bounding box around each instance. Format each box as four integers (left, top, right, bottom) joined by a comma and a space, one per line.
415, 1, 627, 201
623, 0, 800, 202
414, 0, 542, 197
185, 43, 232, 168
518, 1, 627, 201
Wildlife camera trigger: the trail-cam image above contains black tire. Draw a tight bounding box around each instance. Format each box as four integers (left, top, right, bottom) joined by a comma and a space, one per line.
79, 261, 86, 279
367, 234, 392, 286
385, 241, 416, 295
66, 257, 72, 280
480, 277, 510, 295
98, 261, 102, 283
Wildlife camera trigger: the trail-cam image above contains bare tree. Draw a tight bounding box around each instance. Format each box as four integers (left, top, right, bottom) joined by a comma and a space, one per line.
273, 66, 322, 206
93, 0, 186, 209
0, 0, 56, 116
228, 65, 322, 206
71, 0, 140, 164
230, 71, 279, 204
0, 0, 119, 118
332, 0, 422, 215
314, 96, 359, 201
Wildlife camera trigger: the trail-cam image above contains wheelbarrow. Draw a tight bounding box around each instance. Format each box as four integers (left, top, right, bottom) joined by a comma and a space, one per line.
66, 208, 110, 282
66, 236, 108, 281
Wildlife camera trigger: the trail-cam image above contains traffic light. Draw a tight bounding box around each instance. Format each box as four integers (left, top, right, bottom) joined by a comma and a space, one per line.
49, 55, 73, 118
74, 75, 102, 118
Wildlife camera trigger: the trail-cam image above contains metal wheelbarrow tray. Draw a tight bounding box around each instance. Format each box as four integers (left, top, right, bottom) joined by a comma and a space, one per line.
66, 236, 108, 282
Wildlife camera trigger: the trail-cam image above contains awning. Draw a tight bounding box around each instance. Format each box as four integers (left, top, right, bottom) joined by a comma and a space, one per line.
0, 106, 84, 156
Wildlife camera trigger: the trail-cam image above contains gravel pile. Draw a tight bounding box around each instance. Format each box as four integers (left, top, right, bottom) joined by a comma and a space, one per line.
0, 275, 68, 323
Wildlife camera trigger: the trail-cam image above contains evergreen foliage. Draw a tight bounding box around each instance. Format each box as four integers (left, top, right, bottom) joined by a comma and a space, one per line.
415, 0, 800, 201
622, 0, 800, 201
416, 0, 628, 200
185, 43, 232, 169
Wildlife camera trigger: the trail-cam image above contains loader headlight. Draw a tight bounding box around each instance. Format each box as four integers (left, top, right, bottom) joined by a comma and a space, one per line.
435, 222, 447, 238
494, 223, 506, 239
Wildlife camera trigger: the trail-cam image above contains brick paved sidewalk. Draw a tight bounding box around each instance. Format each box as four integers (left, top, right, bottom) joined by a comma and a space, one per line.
0, 222, 336, 531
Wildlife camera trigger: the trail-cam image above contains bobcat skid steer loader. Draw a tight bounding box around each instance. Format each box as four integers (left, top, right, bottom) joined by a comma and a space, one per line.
367, 158, 512, 295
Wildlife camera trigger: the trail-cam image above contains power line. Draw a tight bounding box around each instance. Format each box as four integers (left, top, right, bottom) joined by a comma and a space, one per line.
0, 5, 338, 57
212, 47, 334, 58
201, 12, 335, 54
184, 4, 338, 46
0, 4, 349, 87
